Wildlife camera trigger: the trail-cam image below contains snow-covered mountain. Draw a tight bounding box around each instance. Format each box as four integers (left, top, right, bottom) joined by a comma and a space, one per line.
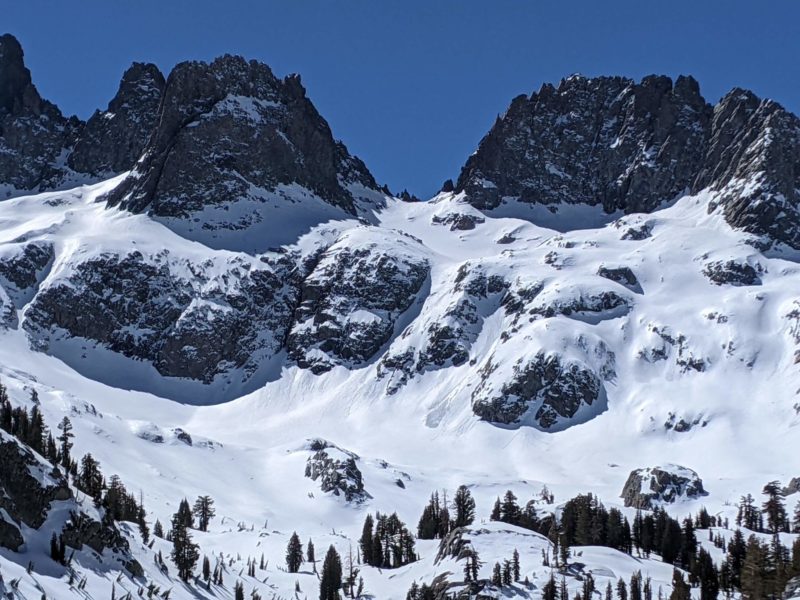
0, 34, 799, 600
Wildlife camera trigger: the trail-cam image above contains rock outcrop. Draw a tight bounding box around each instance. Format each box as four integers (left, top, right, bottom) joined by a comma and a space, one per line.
304, 439, 369, 503
620, 464, 707, 509
288, 229, 429, 373
24, 250, 300, 385
471, 352, 603, 429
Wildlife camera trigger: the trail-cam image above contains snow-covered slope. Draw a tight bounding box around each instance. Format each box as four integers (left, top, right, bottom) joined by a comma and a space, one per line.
0, 175, 798, 599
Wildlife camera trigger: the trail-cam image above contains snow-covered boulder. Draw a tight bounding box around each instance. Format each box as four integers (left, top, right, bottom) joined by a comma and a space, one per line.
304, 439, 370, 503
620, 464, 707, 509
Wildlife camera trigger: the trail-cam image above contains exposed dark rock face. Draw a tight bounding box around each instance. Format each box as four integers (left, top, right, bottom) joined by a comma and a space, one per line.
62, 512, 143, 576
457, 75, 711, 213
703, 259, 763, 286
471, 352, 603, 429
68, 63, 165, 176
0, 34, 81, 194
457, 74, 800, 249
0, 241, 54, 307
23, 250, 300, 383
431, 212, 485, 231
597, 265, 641, 292
378, 261, 507, 393
620, 464, 707, 509
104, 55, 380, 219
304, 439, 369, 503
700, 90, 800, 248
529, 289, 631, 319
0, 432, 71, 539
288, 230, 429, 373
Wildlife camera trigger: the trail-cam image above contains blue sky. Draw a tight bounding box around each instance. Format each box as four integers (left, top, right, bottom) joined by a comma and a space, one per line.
5, 1, 800, 198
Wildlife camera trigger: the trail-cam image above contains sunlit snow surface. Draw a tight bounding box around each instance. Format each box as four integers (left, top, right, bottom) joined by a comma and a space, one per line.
0, 179, 798, 598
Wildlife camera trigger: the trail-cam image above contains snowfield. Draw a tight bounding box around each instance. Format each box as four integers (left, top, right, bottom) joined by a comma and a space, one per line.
0, 178, 798, 599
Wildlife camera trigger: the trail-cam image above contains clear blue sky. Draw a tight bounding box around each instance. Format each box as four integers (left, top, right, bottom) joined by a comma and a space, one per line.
5, 1, 800, 198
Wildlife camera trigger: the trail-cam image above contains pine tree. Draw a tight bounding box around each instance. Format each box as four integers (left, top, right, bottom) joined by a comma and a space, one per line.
138, 504, 150, 543
740, 535, 770, 599
511, 548, 520, 582
616, 578, 628, 600
793, 500, 800, 533
192, 495, 215, 532
307, 539, 316, 568
668, 570, 690, 600
320, 545, 343, 600
234, 581, 245, 600
491, 562, 502, 586
490, 497, 501, 521
202, 555, 210, 581
542, 573, 557, 600
76, 454, 103, 501
694, 548, 719, 600
359, 514, 374, 566
175, 498, 194, 529
500, 490, 521, 525
582, 573, 595, 599
286, 532, 304, 573
170, 509, 199, 581
56, 417, 74, 470
762, 481, 788, 533
452, 485, 476, 528
153, 519, 164, 538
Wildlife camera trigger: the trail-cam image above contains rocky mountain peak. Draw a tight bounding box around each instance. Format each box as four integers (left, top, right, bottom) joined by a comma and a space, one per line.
0, 33, 43, 116
67, 62, 165, 176
456, 74, 712, 215
104, 53, 382, 244
456, 73, 800, 248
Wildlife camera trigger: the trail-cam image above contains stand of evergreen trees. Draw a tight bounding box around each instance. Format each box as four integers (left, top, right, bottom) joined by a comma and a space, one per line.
359, 512, 417, 568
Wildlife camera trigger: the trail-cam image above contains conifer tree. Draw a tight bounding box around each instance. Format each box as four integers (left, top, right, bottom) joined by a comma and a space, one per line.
307, 539, 316, 568
320, 545, 343, 600
153, 519, 164, 538
616, 577, 628, 600
542, 573, 557, 600
56, 417, 74, 470
491, 562, 502, 586
286, 532, 304, 573
192, 495, 215, 532
359, 514, 374, 566
668, 570, 690, 600
511, 548, 520, 582
452, 485, 476, 528
175, 498, 194, 529
234, 581, 245, 600
202, 556, 210, 581
762, 481, 788, 533
490, 497, 501, 521
170, 509, 199, 581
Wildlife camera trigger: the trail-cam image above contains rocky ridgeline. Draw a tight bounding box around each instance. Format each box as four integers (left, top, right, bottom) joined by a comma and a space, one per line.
456, 74, 800, 249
